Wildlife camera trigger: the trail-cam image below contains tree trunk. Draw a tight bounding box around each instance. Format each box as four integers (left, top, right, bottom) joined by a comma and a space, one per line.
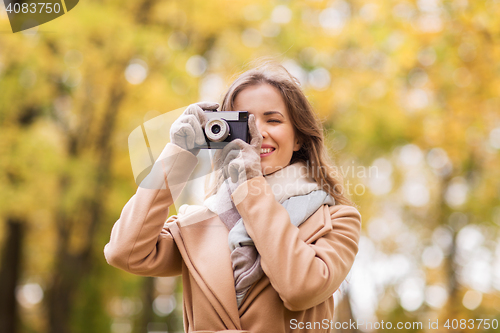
47, 76, 126, 333
0, 218, 25, 333
139, 277, 155, 333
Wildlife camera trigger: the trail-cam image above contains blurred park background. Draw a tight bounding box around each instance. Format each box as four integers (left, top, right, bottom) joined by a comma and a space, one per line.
1, 0, 500, 332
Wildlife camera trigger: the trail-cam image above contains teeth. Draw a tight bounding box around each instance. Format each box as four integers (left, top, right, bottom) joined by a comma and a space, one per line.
261, 148, 274, 154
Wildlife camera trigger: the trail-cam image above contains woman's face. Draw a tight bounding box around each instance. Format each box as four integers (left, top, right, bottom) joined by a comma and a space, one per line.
233, 83, 301, 175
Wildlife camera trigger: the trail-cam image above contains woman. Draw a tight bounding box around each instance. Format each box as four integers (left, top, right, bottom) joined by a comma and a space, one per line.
104, 61, 361, 332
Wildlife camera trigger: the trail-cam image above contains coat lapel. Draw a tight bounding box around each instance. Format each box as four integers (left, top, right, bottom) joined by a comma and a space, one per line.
171, 206, 241, 329
298, 204, 332, 244
240, 205, 333, 313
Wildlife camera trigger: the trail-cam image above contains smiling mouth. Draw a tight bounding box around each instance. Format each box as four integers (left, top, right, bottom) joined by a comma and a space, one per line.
260, 148, 275, 156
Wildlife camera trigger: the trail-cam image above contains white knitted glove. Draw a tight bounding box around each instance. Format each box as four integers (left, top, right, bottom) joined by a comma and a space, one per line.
170, 101, 219, 155
215, 114, 263, 186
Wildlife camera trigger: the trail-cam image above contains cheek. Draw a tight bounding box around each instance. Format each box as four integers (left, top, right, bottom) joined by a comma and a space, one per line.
274, 127, 295, 153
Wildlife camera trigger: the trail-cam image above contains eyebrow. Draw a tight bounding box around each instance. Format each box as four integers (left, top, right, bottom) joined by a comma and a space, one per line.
263, 111, 285, 117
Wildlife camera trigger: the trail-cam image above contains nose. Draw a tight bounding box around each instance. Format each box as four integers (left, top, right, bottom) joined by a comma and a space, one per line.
255, 118, 268, 138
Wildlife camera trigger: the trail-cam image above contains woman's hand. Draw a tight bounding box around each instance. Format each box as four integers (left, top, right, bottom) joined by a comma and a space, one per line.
170, 101, 219, 155
215, 114, 263, 187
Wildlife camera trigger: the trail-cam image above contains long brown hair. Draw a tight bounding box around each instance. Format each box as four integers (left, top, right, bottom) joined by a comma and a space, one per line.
205, 59, 353, 206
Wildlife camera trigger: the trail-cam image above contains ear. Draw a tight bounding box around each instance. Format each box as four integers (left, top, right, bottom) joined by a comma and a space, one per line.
293, 137, 301, 151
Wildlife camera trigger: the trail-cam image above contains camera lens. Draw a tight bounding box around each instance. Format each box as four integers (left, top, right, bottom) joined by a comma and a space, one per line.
205, 118, 230, 142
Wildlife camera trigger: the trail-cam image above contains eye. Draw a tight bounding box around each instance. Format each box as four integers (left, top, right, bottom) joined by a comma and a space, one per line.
267, 119, 282, 123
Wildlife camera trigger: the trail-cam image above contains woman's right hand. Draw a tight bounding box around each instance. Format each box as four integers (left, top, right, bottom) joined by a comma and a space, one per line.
170, 101, 219, 155
214, 114, 263, 187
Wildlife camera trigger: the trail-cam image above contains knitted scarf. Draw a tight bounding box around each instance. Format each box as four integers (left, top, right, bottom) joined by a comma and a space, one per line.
204, 162, 335, 307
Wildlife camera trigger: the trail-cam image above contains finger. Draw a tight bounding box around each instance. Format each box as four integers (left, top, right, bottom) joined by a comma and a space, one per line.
194, 102, 219, 126
213, 144, 239, 170
181, 114, 203, 138
196, 101, 219, 111
222, 149, 240, 180
172, 119, 195, 136
228, 139, 248, 151
173, 123, 196, 149
212, 150, 224, 171
186, 104, 209, 127
180, 113, 199, 125
183, 104, 200, 116
229, 156, 247, 183
229, 161, 240, 183
248, 114, 263, 148
219, 139, 244, 162
223, 149, 240, 167
183, 115, 206, 146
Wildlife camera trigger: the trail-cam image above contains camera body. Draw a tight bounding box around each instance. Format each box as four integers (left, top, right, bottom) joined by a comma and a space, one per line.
198, 111, 250, 149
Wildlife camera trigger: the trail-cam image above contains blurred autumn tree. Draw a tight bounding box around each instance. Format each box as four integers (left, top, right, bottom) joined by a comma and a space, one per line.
0, 0, 499, 333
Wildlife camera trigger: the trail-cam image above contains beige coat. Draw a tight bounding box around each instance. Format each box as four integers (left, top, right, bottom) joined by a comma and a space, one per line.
104, 144, 361, 333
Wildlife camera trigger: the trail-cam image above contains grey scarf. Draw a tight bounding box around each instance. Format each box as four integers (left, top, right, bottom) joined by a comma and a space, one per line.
204, 162, 335, 307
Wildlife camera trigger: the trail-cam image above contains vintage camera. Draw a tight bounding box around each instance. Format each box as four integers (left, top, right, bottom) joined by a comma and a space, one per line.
198, 111, 250, 149
128, 108, 251, 186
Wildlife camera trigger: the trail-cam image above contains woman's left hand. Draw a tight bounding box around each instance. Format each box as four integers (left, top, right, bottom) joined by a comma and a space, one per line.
215, 114, 263, 186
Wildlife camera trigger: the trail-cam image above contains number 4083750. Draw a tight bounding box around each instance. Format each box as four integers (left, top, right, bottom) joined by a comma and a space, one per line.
6, 2, 62, 14
444, 318, 499, 330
